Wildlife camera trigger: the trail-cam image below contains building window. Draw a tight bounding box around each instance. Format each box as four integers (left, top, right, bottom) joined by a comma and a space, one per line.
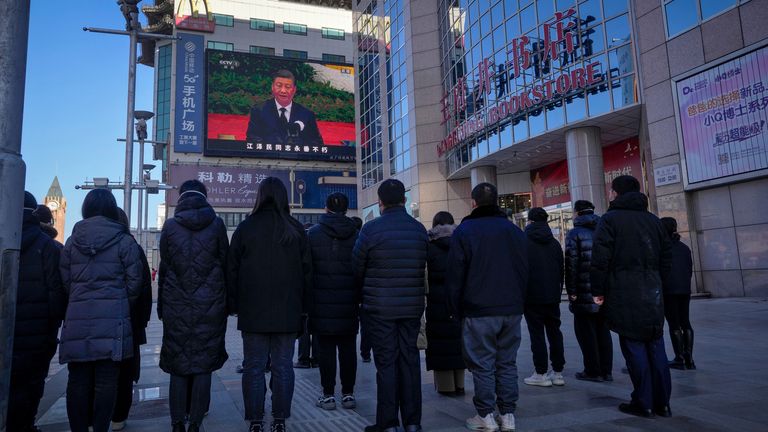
322, 53, 346, 63
213, 13, 234, 27
250, 46, 275, 56
322, 27, 346, 40
250, 18, 275, 31
154, 44, 172, 144
663, 0, 740, 38
283, 22, 307, 36
207, 41, 234, 51
283, 49, 308, 59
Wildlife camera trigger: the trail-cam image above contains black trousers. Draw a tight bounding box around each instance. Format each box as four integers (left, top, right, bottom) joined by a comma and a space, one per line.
170, 373, 212, 425
363, 312, 422, 429
316, 334, 358, 395
112, 346, 141, 422
573, 312, 613, 377
619, 336, 671, 410
664, 294, 692, 330
524, 303, 565, 374
297, 321, 319, 364
7, 352, 52, 430
67, 360, 121, 432
360, 316, 372, 359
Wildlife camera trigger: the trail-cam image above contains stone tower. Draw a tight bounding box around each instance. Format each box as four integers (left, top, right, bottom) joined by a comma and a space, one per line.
43, 176, 66, 244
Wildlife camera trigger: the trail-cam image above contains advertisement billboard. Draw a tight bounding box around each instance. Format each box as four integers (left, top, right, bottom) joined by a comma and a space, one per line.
675, 45, 768, 187
167, 164, 357, 209
205, 50, 356, 161
174, 33, 206, 153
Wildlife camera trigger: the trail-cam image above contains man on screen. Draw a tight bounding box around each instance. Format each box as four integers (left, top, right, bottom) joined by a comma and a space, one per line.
246, 69, 325, 146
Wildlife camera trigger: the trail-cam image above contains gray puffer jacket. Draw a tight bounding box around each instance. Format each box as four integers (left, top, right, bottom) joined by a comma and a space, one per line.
59, 216, 143, 363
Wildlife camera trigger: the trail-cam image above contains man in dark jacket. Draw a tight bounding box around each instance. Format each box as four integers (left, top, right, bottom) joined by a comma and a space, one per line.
353, 179, 428, 432
522, 208, 565, 388
35, 204, 62, 248
565, 200, 613, 382
591, 175, 673, 418
660, 217, 695, 370
446, 183, 528, 432
160, 180, 229, 432
6, 192, 66, 432
308, 193, 360, 411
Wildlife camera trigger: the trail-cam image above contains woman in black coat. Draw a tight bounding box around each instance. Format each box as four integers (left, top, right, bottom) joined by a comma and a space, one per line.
425, 211, 465, 395
227, 177, 312, 432
661, 217, 695, 370
159, 180, 229, 432
59, 189, 143, 432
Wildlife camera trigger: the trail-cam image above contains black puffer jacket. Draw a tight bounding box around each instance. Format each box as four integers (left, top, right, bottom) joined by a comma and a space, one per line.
353, 206, 428, 320
132, 246, 153, 346
159, 194, 229, 375
565, 213, 600, 314
227, 204, 312, 333
14, 211, 66, 364
525, 221, 564, 305
425, 224, 464, 371
591, 192, 672, 342
663, 234, 693, 295
308, 213, 359, 335
59, 216, 143, 363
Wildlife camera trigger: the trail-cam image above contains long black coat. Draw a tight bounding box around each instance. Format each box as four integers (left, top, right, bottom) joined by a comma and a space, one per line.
308, 213, 359, 335
565, 213, 600, 314
159, 194, 229, 375
352, 206, 428, 320
525, 221, 564, 305
425, 224, 464, 371
663, 234, 693, 295
14, 212, 66, 366
227, 204, 312, 334
132, 246, 153, 346
59, 216, 143, 363
591, 192, 672, 342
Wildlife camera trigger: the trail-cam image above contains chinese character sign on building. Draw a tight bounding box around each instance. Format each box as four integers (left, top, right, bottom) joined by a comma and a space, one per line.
676, 46, 768, 186
174, 33, 205, 153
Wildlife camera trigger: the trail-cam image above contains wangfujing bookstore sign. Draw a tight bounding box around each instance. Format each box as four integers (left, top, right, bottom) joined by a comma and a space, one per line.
437, 8, 606, 157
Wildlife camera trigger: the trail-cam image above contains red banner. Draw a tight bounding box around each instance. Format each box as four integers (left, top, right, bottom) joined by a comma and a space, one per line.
602, 136, 643, 198
531, 159, 570, 208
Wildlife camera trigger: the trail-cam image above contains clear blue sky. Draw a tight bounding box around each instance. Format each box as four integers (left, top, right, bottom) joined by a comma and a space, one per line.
22, 1, 161, 240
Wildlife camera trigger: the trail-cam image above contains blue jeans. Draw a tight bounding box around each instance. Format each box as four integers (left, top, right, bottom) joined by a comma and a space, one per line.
242, 333, 296, 421
619, 335, 672, 410
462, 315, 522, 417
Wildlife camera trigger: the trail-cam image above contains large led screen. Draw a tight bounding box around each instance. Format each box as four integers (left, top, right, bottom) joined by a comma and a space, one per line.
205, 50, 356, 161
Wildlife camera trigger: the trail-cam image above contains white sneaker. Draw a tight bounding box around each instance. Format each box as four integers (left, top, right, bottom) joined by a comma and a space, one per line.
111, 421, 126, 431
523, 372, 552, 387
465, 413, 500, 431
496, 413, 516, 431
547, 370, 565, 386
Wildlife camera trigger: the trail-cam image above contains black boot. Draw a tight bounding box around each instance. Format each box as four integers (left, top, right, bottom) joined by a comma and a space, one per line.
172, 422, 186, 432
668, 329, 686, 370
188, 423, 200, 432
683, 328, 696, 370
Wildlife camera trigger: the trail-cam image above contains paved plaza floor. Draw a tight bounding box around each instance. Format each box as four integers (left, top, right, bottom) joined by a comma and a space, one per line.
34, 297, 768, 431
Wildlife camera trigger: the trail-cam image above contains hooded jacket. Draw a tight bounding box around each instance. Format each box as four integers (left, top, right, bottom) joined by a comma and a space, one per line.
564, 213, 600, 314
446, 205, 528, 318
159, 193, 229, 375
307, 213, 360, 335
352, 206, 428, 320
525, 221, 564, 305
591, 192, 672, 342
14, 211, 66, 364
663, 233, 693, 295
59, 216, 143, 363
425, 224, 465, 371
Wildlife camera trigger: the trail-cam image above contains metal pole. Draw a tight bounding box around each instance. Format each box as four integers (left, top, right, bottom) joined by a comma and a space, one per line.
0, 1, 30, 430
144, 188, 150, 234
137, 138, 144, 241
124, 29, 137, 224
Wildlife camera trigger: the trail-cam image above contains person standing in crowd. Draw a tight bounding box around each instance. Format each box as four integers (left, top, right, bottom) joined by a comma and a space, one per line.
296, 224, 319, 369
158, 180, 229, 432
522, 208, 566, 388
349, 217, 371, 363
35, 204, 62, 247
307, 193, 360, 411
660, 217, 695, 370
425, 211, 465, 396
58, 189, 143, 432
354, 179, 428, 432
591, 175, 673, 418
107, 209, 152, 431
228, 177, 312, 432
5, 192, 66, 432
447, 183, 528, 432
565, 200, 613, 382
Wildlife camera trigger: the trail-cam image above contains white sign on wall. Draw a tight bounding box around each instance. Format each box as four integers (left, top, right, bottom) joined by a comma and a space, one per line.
654, 164, 682, 187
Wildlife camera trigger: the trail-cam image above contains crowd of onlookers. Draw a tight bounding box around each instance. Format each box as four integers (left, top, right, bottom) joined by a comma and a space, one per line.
7, 173, 695, 432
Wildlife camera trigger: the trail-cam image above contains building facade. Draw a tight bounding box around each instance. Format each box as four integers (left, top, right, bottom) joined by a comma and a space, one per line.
149, 0, 358, 233
353, 0, 768, 296
44, 176, 66, 245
